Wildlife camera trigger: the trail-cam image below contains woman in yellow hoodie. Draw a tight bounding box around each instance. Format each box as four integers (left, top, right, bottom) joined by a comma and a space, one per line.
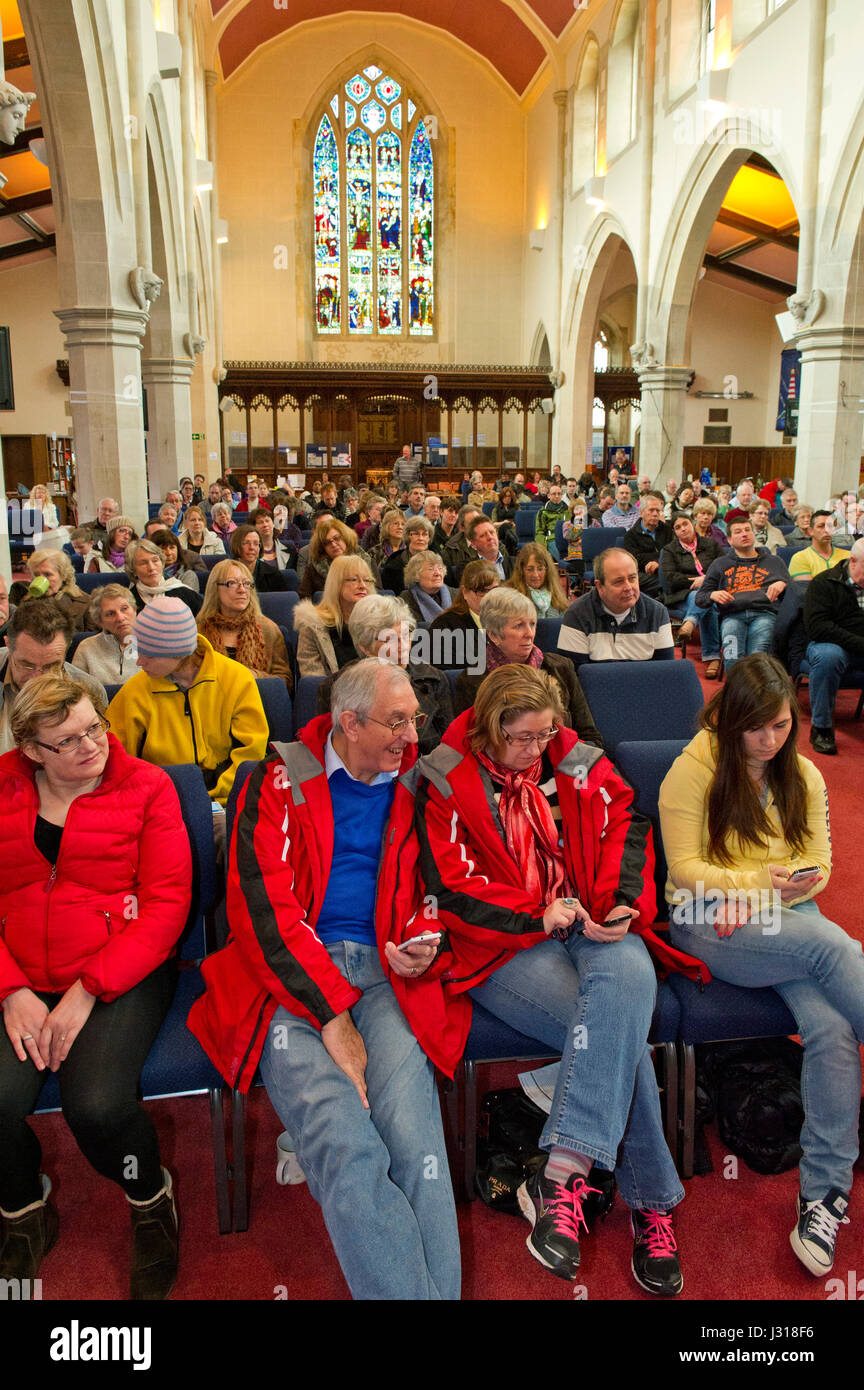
659, 653, 862, 1280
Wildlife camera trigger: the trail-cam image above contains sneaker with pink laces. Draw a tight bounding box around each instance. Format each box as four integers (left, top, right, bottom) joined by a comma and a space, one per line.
630, 1208, 683, 1296
517, 1167, 600, 1281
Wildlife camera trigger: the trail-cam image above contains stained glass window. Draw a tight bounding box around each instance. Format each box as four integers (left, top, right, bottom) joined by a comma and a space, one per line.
313, 114, 340, 334
408, 120, 434, 336
314, 72, 435, 337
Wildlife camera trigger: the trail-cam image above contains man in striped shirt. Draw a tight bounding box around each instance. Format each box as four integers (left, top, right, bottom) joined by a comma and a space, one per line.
557, 548, 674, 669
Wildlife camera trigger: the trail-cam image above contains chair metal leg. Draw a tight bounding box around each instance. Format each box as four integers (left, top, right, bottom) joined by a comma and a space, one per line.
856, 688, 864, 720
654, 1042, 679, 1163
462, 1059, 478, 1203
677, 1042, 696, 1180
231, 1088, 249, 1233
208, 1087, 232, 1235
438, 1069, 467, 1207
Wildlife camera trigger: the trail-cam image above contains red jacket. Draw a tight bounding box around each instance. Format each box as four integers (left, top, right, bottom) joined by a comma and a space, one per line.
0, 736, 191, 1003
414, 710, 709, 993
186, 717, 471, 1089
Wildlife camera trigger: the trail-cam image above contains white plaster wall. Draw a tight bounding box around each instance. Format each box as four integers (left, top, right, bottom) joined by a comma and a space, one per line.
0, 258, 70, 436
684, 277, 785, 445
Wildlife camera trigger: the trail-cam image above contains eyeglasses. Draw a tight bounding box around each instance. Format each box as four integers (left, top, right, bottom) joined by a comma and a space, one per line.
343, 576, 369, 586
217, 580, 253, 593
33, 714, 110, 756
366, 712, 428, 735
500, 727, 557, 748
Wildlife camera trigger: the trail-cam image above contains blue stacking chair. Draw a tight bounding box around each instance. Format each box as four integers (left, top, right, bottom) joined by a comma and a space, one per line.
34, 764, 233, 1233
777, 543, 808, 568
77, 571, 131, 594
69, 553, 85, 573
578, 660, 704, 758
534, 615, 563, 653
66, 630, 99, 661
258, 590, 300, 630
581, 525, 627, 584
294, 674, 325, 731
201, 553, 226, 572
515, 510, 537, 543
481, 501, 495, 517
615, 739, 799, 1179
255, 677, 293, 742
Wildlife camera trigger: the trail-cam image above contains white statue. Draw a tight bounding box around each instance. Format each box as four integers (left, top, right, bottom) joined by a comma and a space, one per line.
0, 79, 36, 146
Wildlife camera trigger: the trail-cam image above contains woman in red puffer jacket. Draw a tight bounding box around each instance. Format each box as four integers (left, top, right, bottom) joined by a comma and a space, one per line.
0, 673, 191, 1301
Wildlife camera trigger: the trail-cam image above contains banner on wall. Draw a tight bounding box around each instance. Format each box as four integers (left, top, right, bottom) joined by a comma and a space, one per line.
776, 348, 802, 433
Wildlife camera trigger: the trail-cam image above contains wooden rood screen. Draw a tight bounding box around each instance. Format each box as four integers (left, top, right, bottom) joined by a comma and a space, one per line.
219, 361, 556, 487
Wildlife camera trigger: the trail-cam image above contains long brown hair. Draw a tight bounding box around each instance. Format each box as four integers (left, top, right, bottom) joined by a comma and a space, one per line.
507, 543, 568, 612
701, 653, 808, 864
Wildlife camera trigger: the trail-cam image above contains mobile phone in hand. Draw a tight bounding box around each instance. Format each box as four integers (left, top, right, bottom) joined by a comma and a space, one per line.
603, 913, 632, 929
396, 932, 442, 952
788, 866, 819, 881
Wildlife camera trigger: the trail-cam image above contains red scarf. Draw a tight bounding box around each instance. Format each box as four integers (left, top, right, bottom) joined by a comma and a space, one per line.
475, 748, 570, 906
484, 639, 545, 673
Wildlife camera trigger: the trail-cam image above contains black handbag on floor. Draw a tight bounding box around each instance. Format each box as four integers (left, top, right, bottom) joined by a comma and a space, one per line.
700, 1038, 804, 1176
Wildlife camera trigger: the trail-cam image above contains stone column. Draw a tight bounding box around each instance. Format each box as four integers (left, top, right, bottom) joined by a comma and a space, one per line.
793, 325, 864, 500
141, 357, 195, 502
55, 307, 150, 524
635, 364, 693, 486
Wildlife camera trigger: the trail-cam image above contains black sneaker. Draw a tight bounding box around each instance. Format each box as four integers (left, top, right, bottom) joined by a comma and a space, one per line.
630, 1208, 683, 1297
809, 725, 837, 755
790, 1188, 849, 1276
516, 1168, 599, 1281
583, 1166, 616, 1231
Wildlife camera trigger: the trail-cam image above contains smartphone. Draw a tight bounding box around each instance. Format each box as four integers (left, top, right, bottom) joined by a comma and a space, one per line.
788, 866, 819, 881
397, 932, 442, 952
603, 914, 632, 929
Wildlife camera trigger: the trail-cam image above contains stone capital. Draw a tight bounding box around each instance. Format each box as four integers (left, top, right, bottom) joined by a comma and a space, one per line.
636, 364, 694, 392
54, 306, 150, 351
140, 356, 196, 387
793, 324, 864, 365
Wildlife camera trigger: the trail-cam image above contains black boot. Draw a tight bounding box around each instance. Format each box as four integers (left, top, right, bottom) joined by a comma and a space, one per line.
128, 1167, 178, 1301
0, 1174, 59, 1283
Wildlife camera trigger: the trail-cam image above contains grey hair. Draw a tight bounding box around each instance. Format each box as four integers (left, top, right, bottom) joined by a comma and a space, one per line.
97, 497, 119, 511
330, 656, 413, 731
692, 497, 717, 517
348, 594, 416, 653
404, 515, 434, 538
88, 582, 135, 629
404, 551, 444, 586
478, 586, 536, 637
125, 538, 163, 577
211, 502, 232, 522
850, 538, 864, 562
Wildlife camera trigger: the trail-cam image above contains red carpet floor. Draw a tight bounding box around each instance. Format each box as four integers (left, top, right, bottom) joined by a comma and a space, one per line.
21, 647, 864, 1302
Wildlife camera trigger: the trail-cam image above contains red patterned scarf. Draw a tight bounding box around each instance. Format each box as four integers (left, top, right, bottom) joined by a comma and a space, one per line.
475, 748, 570, 905
484, 639, 545, 673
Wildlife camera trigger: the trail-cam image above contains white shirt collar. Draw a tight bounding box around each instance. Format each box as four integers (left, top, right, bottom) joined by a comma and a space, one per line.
324, 730, 398, 787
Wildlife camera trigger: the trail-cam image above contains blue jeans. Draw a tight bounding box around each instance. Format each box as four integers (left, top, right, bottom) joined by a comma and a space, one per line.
806, 641, 852, 728
669, 899, 864, 1199
260, 941, 460, 1300
680, 590, 720, 659
720, 609, 776, 672
470, 933, 683, 1211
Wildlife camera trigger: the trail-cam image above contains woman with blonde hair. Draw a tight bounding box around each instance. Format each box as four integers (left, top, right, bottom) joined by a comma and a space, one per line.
293, 552, 375, 677
26, 549, 90, 630
177, 505, 225, 556
298, 517, 358, 600
26, 484, 60, 534
198, 560, 291, 690
507, 543, 569, 617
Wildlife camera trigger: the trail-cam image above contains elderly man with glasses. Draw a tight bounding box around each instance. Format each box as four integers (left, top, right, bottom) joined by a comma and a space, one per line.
189, 658, 463, 1301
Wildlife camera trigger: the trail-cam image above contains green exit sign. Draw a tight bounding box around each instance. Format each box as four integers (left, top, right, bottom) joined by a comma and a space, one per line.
192, 432, 205, 440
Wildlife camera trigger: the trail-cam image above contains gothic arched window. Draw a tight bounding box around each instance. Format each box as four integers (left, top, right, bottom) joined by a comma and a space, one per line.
313, 65, 435, 338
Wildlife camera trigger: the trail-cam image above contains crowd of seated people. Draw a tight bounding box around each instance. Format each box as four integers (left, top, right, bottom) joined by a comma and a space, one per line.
3, 463, 863, 1307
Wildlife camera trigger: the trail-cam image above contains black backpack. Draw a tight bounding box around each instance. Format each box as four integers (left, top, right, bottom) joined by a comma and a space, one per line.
699, 1038, 804, 1176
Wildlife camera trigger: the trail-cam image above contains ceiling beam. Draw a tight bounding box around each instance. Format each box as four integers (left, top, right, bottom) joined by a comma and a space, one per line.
703, 254, 796, 296
2, 36, 29, 70
715, 236, 768, 264
0, 188, 52, 219
715, 209, 799, 251
0, 233, 55, 263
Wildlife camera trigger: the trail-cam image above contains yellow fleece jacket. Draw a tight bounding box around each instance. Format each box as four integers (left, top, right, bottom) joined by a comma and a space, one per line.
658, 728, 831, 906
106, 635, 269, 806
